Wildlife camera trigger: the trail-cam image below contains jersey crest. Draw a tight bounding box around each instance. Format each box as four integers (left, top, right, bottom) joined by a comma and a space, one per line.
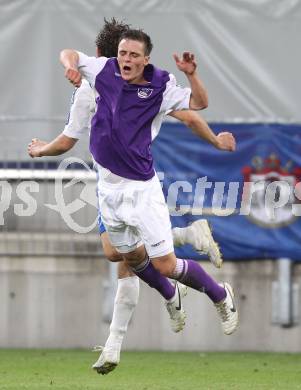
137, 88, 153, 99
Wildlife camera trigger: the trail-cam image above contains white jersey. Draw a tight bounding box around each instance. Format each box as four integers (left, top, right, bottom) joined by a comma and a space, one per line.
63, 79, 96, 139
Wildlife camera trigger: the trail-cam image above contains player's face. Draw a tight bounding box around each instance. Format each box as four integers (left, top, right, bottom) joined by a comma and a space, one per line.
117, 39, 149, 84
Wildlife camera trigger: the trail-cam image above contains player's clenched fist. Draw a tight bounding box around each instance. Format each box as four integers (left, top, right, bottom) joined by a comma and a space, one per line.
216, 132, 236, 152
27, 138, 47, 158
65, 68, 82, 87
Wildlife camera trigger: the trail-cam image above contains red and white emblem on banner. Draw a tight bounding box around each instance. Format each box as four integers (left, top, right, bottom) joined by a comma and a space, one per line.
241, 154, 301, 227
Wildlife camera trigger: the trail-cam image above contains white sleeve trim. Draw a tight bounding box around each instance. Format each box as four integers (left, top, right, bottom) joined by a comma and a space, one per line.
161, 73, 191, 113
151, 112, 165, 141
63, 79, 95, 139
62, 126, 89, 140
77, 51, 108, 87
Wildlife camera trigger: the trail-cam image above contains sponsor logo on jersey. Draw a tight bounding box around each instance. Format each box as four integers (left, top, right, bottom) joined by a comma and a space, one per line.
151, 239, 165, 247
138, 88, 153, 99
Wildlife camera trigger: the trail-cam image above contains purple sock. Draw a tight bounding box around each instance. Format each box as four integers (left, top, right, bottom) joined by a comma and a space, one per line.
175, 258, 226, 303
132, 257, 175, 300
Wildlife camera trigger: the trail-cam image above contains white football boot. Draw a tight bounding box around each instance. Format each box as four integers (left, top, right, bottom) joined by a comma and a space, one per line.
214, 282, 239, 335
92, 344, 120, 375
165, 282, 188, 333
188, 219, 223, 268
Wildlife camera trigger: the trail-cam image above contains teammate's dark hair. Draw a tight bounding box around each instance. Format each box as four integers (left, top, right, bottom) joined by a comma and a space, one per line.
95, 17, 130, 58
119, 29, 153, 56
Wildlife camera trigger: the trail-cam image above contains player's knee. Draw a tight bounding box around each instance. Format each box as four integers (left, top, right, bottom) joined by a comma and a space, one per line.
152, 259, 175, 277
123, 247, 146, 267
103, 247, 123, 262
124, 256, 142, 268
101, 233, 123, 262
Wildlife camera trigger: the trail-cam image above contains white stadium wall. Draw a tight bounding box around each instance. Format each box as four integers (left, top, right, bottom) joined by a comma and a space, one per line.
1, 255, 301, 352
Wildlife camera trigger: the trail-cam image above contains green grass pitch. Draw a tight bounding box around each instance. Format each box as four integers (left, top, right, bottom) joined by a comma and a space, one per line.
1, 350, 301, 389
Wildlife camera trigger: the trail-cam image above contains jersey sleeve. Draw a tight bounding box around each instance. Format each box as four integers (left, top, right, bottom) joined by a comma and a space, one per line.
77, 51, 108, 87
161, 74, 191, 113
63, 79, 95, 139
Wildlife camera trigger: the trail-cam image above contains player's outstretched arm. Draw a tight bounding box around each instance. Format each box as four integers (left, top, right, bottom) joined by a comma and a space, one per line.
169, 110, 236, 152
28, 72, 93, 159
60, 49, 82, 87
28, 134, 77, 158
173, 52, 208, 111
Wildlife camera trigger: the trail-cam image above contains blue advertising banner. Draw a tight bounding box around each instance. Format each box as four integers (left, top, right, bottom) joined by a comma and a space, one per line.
152, 123, 301, 261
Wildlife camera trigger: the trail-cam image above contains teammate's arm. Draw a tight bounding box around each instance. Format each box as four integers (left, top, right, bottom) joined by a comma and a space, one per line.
169, 110, 236, 152
173, 52, 208, 110
60, 49, 107, 88
28, 76, 94, 159
60, 49, 82, 87
28, 134, 77, 158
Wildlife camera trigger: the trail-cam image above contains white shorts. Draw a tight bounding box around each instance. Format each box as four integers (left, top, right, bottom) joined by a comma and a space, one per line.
96, 166, 174, 258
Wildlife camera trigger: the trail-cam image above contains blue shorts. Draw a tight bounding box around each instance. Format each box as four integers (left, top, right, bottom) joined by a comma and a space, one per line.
98, 209, 106, 235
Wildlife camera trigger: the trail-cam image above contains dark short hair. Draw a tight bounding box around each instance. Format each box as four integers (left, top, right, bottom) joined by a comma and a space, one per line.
119, 29, 153, 56
95, 17, 130, 58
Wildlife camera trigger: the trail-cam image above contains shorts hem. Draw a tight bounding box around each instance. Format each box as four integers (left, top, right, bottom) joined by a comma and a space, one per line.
148, 245, 174, 259
115, 240, 143, 254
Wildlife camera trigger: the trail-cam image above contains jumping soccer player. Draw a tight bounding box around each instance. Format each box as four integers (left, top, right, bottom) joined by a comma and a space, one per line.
29, 19, 236, 375
60, 26, 239, 363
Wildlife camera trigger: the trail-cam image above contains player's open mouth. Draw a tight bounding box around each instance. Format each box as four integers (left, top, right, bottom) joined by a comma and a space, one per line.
123, 66, 131, 72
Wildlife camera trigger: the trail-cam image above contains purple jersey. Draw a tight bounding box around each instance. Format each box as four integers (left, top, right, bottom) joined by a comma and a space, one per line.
78, 53, 191, 180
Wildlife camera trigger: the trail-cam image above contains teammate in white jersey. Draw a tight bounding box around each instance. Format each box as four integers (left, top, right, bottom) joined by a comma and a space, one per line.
29, 19, 236, 375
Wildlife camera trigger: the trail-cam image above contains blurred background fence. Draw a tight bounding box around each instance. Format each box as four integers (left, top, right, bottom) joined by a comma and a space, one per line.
0, 150, 101, 256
